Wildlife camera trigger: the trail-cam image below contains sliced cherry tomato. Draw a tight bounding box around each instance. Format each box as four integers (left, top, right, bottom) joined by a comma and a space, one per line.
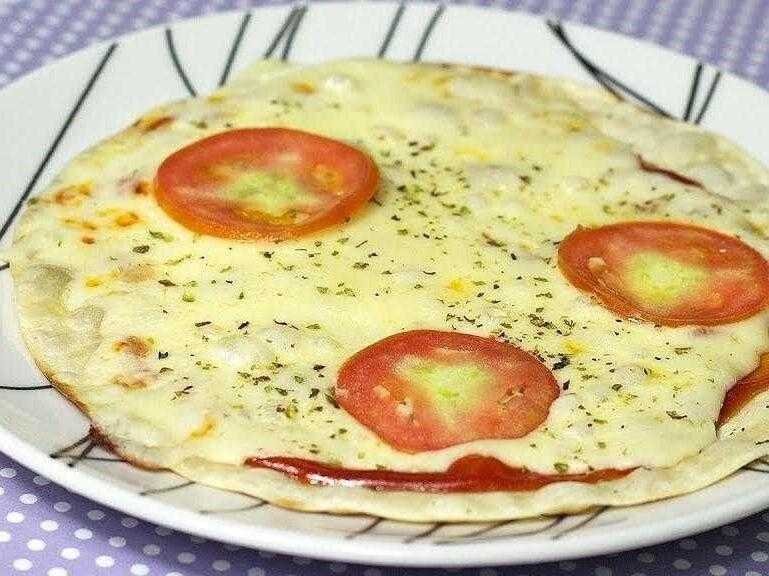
558, 221, 769, 327
718, 353, 769, 426
335, 330, 560, 453
154, 128, 379, 240
245, 454, 632, 493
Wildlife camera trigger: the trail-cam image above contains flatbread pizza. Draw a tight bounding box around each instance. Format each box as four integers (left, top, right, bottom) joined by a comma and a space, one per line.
6, 59, 769, 521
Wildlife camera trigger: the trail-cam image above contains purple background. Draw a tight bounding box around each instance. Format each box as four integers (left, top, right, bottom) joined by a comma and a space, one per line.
2, 1, 769, 575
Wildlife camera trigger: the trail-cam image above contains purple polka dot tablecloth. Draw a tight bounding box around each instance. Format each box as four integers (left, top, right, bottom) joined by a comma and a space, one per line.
2, 0, 769, 575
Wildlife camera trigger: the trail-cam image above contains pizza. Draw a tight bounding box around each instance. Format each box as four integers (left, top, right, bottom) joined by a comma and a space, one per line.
5, 59, 769, 521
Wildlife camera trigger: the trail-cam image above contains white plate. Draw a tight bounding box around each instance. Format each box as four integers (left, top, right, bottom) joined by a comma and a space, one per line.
1, 1, 769, 568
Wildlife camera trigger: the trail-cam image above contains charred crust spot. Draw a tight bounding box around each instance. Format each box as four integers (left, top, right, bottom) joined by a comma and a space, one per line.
53, 183, 92, 206
113, 336, 151, 358
114, 211, 140, 227
291, 81, 316, 94
133, 180, 153, 196
136, 115, 174, 133
113, 374, 150, 390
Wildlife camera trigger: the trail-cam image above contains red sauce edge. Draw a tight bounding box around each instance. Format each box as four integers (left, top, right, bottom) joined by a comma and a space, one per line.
244, 455, 633, 493
637, 155, 703, 189
718, 353, 769, 426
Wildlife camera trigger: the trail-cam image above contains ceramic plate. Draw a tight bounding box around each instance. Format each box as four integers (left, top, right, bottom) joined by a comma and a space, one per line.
1, 1, 769, 567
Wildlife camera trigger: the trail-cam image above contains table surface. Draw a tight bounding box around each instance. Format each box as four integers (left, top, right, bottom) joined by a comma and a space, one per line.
2, 1, 769, 575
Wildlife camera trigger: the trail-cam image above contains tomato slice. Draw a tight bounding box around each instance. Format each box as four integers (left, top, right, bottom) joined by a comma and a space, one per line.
335, 330, 560, 453
558, 221, 769, 327
154, 128, 379, 240
245, 454, 632, 493
718, 353, 769, 426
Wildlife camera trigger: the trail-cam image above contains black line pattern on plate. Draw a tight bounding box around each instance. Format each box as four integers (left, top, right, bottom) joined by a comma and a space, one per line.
264, 5, 304, 59
378, 2, 405, 58
199, 498, 268, 515
744, 456, 769, 473
683, 62, 703, 122
50, 433, 102, 468
280, 4, 307, 61
682, 62, 722, 124
0, 43, 117, 243
345, 517, 384, 540
435, 515, 564, 545
403, 522, 446, 544
50, 433, 91, 459
413, 4, 445, 62
550, 506, 607, 540
693, 69, 721, 125
218, 12, 253, 87
0, 384, 54, 390
546, 20, 673, 118
165, 28, 197, 97
140, 480, 195, 496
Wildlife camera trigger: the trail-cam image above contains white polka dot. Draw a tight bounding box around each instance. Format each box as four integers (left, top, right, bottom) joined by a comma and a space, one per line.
155, 526, 173, 536
679, 538, 697, 550
47, 569, 68, 576
673, 558, 691, 570
7, 512, 24, 523
329, 563, 347, 573
1, 467, 17, 478
19, 493, 38, 505
74, 529, 91, 540
178, 552, 196, 564
53, 502, 71, 513
26, 539, 45, 552
31, 476, 49, 486
708, 566, 727, 576
40, 521, 58, 532
108, 536, 126, 548
594, 567, 612, 576
87, 509, 106, 521
130, 565, 149, 576
0, 531, 11, 543
752, 551, 768, 562
213, 559, 231, 571
60, 548, 80, 560
12, 558, 32, 572
715, 544, 732, 556
143, 544, 161, 556
121, 517, 139, 528
759, 531, 769, 543
247, 569, 266, 576
637, 552, 654, 564
95, 555, 115, 568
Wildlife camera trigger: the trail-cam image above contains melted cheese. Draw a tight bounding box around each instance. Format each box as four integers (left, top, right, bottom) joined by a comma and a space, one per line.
8, 60, 769, 478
